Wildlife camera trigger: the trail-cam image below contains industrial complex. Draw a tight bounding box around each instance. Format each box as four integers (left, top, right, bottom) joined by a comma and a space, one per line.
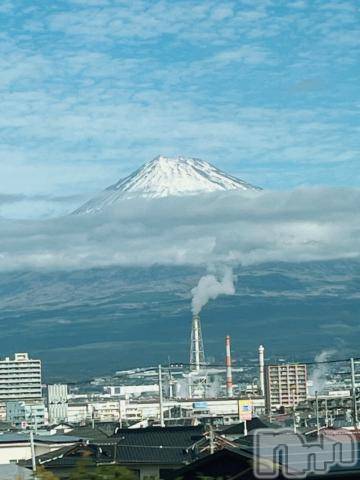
0, 311, 359, 479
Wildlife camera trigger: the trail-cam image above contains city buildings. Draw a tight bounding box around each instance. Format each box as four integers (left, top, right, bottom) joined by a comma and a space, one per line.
265, 363, 307, 412
66, 396, 265, 425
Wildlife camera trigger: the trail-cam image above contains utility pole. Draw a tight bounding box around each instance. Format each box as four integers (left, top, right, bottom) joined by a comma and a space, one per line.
350, 358, 358, 429
168, 360, 174, 399
315, 391, 320, 437
118, 399, 123, 429
34, 411, 38, 435
292, 390, 297, 433
209, 424, 215, 454
158, 364, 165, 427
30, 430, 37, 475
91, 408, 95, 429
324, 399, 329, 428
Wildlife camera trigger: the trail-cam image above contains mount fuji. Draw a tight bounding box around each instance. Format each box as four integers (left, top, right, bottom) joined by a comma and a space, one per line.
75, 155, 260, 214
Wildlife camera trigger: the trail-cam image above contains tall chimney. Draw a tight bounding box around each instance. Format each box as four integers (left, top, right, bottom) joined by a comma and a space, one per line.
226, 335, 233, 397
259, 345, 265, 396
190, 314, 205, 372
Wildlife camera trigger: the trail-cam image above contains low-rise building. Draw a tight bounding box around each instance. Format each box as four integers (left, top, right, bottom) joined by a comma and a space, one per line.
23, 426, 206, 480
0, 433, 80, 465
6, 400, 45, 429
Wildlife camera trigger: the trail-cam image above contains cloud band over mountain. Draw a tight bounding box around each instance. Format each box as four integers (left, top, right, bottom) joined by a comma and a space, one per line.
0, 187, 359, 271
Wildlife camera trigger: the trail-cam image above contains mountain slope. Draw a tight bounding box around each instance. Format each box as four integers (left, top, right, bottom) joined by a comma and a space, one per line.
0, 261, 359, 380
75, 155, 260, 214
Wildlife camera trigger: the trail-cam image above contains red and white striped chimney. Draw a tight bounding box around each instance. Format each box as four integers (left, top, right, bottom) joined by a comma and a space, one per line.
226, 335, 233, 397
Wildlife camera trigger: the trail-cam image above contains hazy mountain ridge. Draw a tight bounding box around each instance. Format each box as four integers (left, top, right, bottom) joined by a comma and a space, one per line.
1, 261, 359, 380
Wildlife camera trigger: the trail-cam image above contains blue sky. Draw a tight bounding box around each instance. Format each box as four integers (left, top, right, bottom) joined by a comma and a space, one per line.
0, 0, 359, 218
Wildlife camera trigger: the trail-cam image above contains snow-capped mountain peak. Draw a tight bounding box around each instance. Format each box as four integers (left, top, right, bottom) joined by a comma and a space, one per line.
75, 155, 260, 214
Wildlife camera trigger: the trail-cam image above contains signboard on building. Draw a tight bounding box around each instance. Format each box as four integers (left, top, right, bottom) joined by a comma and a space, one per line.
238, 400, 253, 421
193, 402, 209, 410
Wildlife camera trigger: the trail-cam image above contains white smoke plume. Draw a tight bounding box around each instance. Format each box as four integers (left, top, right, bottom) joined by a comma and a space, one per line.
309, 349, 336, 395
191, 267, 235, 315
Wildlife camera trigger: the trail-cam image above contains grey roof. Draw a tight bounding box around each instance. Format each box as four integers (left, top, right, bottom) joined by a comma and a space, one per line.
116, 444, 189, 465
220, 417, 271, 436
0, 433, 81, 444
22, 426, 206, 469
166, 446, 255, 480
112, 425, 204, 447
0, 464, 33, 479
64, 425, 114, 442
111, 425, 205, 465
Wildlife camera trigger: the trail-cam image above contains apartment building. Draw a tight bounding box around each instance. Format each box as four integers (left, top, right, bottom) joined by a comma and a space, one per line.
48, 384, 68, 424
265, 363, 307, 412
0, 353, 42, 402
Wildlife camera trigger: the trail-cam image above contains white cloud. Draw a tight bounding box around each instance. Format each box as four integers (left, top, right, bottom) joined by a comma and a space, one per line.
0, 188, 359, 271
0, 0, 358, 212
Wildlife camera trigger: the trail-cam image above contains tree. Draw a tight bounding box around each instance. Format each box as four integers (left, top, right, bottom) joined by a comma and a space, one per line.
33, 465, 60, 480
69, 461, 137, 480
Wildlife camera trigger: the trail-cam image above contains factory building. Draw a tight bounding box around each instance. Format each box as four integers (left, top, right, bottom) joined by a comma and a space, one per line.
265, 363, 307, 412
104, 385, 159, 398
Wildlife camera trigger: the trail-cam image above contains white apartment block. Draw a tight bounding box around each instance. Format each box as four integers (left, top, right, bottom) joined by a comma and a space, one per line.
48, 384, 68, 424
0, 353, 42, 402
265, 363, 307, 411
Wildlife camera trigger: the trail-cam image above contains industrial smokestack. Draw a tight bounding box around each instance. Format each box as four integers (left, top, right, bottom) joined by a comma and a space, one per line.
190, 314, 205, 372
259, 345, 265, 396
226, 335, 233, 397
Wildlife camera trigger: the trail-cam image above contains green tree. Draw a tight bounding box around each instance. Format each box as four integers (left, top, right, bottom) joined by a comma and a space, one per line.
69, 461, 137, 480
33, 465, 60, 480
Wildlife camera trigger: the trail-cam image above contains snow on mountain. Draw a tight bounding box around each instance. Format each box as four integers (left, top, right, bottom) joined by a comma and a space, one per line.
74, 155, 261, 214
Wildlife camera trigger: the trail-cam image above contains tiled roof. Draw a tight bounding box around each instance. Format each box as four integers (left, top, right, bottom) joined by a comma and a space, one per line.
65, 425, 115, 442
166, 446, 255, 480
112, 425, 204, 447
0, 433, 81, 444
116, 445, 190, 465
110, 425, 205, 465
22, 426, 206, 469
